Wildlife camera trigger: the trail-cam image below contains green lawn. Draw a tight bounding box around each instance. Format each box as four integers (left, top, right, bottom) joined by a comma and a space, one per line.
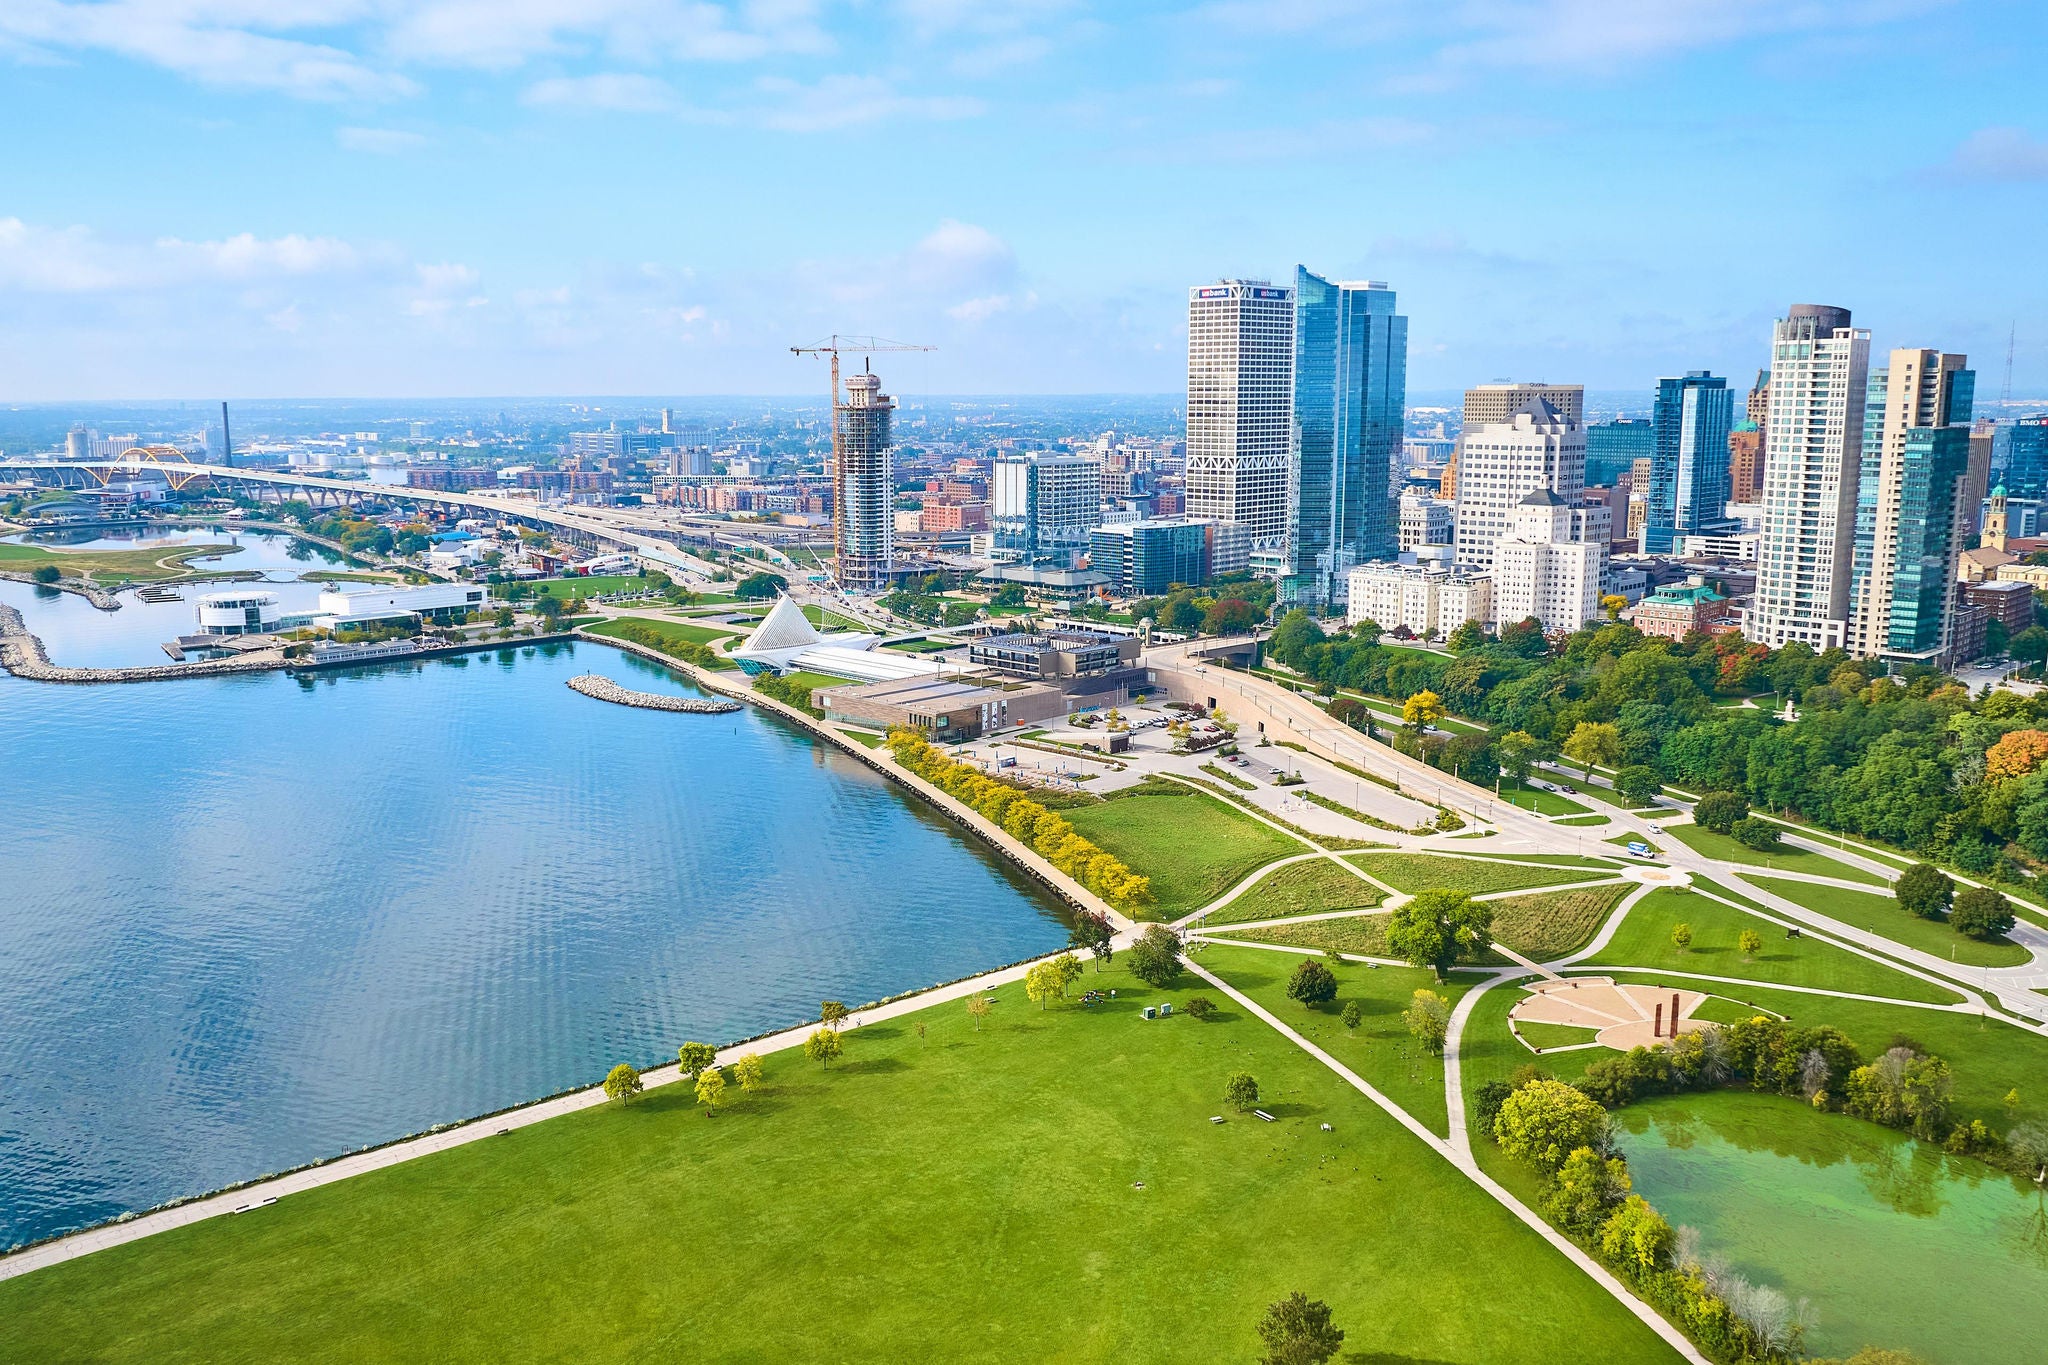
582, 615, 737, 656
1347, 853, 1610, 897
1665, 824, 1890, 887
1578, 887, 1962, 1005
1201, 857, 1385, 926
838, 728, 886, 749
1515, 1021, 1601, 1050
1063, 783, 1303, 920
531, 574, 659, 598
1489, 883, 1632, 962
0, 960, 1678, 1365
1493, 777, 1591, 817
1210, 914, 1392, 959
1742, 875, 2032, 969
0, 538, 239, 584
1554, 814, 1611, 827
1199, 944, 1481, 1136
774, 668, 856, 694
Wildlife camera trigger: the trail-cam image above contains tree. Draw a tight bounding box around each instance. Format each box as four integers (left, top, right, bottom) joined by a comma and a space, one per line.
1126, 924, 1184, 988
1738, 929, 1763, 959
1025, 953, 1083, 1008
1615, 765, 1663, 804
733, 1053, 764, 1092
1286, 958, 1338, 1007
1547, 1145, 1631, 1235
1402, 689, 1446, 729
803, 1027, 843, 1069
1446, 619, 1486, 653
695, 1067, 726, 1114
1068, 910, 1114, 967
1562, 721, 1621, 777
29, 564, 60, 584
1670, 922, 1693, 951
676, 1041, 718, 1079
1494, 1079, 1609, 1174
1732, 816, 1782, 851
1404, 988, 1450, 1054
602, 1062, 643, 1103
2013, 625, 2048, 671
734, 571, 788, 600
1224, 1072, 1260, 1114
1203, 598, 1259, 635
1495, 730, 1542, 783
1255, 1292, 1344, 1365
1385, 887, 1493, 978
1598, 1195, 1674, 1278
1951, 886, 2016, 939
1600, 593, 1628, 621
820, 1000, 850, 1030
1185, 995, 1216, 1020
1894, 863, 1953, 920
1693, 791, 1749, 835
966, 995, 992, 1031
1340, 1000, 1365, 1030
1986, 728, 2048, 781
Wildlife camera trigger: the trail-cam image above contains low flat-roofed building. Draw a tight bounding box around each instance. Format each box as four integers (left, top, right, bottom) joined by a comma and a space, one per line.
1630, 581, 1729, 640
314, 582, 487, 631
811, 675, 1064, 741
1964, 578, 2034, 637
968, 629, 1140, 679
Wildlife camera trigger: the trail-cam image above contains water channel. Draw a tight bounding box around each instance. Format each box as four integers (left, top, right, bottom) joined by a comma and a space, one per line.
0, 631, 1071, 1249
1613, 1090, 2048, 1363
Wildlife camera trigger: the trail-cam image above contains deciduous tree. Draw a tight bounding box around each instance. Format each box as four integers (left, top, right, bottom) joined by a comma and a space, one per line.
803, 1028, 843, 1069
676, 1042, 718, 1079
1951, 886, 2016, 940
1402, 689, 1447, 729
1671, 922, 1693, 950
1732, 817, 1781, 851
602, 1062, 643, 1103
1255, 1292, 1344, 1365
1598, 1195, 1674, 1277
1385, 887, 1493, 978
1494, 1079, 1609, 1174
1547, 1145, 1630, 1235
1693, 791, 1749, 835
820, 1001, 850, 1030
695, 1067, 726, 1113
1184, 995, 1215, 1021
1340, 1000, 1365, 1030
1562, 721, 1621, 777
733, 1053, 764, 1092
1404, 988, 1450, 1055
1616, 765, 1663, 804
1224, 1072, 1260, 1114
1738, 929, 1763, 959
1126, 924, 1184, 988
1286, 958, 1338, 1007
966, 995, 991, 1031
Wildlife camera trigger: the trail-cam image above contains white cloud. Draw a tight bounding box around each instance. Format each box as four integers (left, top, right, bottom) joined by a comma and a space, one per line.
522, 72, 686, 113
336, 125, 427, 153
1947, 126, 2048, 182
0, 219, 123, 292
383, 0, 831, 70
157, 232, 363, 278
0, 218, 376, 292
947, 293, 1012, 322
756, 74, 983, 132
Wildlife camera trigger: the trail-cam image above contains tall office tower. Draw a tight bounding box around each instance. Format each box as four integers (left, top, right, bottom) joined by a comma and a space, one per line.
1187, 280, 1296, 549
1462, 382, 1584, 428
1728, 426, 1764, 500
1846, 364, 1890, 644
1493, 489, 1604, 633
1643, 372, 1734, 554
1452, 397, 1586, 572
1999, 417, 2048, 499
1855, 349, 1976, 660
661, 408, 675, 435
834, 367, 897, 593
1747, 369, 1770, 435
1585, 417, 1654, 487
1287, 268, 1407, 605
1749, 305, 1870, 651
992, 453, 1103, 567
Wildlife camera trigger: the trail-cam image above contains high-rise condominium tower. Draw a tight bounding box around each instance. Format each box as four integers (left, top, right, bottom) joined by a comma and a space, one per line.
1643, 371, 1734, 554
992, 453, 1103, 567
1749, 305, 1870, 651
834, 367, 896, 593
1854, 349, 1976, 660
1187, 280, 1296, 548
1288, 268, 1407, 604
1464, 382, 1584, 428
1453, 397, 1587, 572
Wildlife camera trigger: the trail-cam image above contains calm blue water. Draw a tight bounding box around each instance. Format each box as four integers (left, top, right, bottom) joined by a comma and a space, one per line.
0, 642, 1069, 1248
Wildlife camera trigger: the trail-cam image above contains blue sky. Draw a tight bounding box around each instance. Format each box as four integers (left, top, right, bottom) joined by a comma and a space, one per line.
2, 1, 2044, 400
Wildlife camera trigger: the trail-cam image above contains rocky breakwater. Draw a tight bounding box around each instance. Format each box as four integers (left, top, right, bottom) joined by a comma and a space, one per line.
567, 672, 743, 714
0, 603, 287, 684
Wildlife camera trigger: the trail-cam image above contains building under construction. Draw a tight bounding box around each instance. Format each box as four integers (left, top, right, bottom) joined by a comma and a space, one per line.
836, 366, 898, 593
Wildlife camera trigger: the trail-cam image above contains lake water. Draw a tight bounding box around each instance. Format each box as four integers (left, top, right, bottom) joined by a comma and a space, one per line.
2, 526, 352, 668
1614, 1091, 2048, 1363
0, 642, 1070, 1249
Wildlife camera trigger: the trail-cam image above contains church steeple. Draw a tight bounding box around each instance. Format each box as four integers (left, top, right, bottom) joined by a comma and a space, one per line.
1987, 485, 2009, 553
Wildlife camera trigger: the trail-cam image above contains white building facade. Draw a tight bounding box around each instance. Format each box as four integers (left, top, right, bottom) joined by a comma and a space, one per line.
1452, 398, 1586, 572
991, 453, 1103, 567
1187, 280, 1295, 549
1398, 493, 1454, 552
1346, 561, 1493, 638
1491, 490, 1603, 633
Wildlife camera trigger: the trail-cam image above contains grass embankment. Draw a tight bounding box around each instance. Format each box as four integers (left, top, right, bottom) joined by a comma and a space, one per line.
587, 615, 736, 649
1064, 784, 1301, 920
1487, 883, 1632, 961
1578, 887, 1962, 1005
1202, 857, 1385, 927
1200, 944, 1481, 1136
1663, 824, 1889, 887
0, 540, 237, 585
0, 961, 1677, 1365
1347, 853, 1610, 897
1742, 875, 2032, 969
1212, 916, 1393, 958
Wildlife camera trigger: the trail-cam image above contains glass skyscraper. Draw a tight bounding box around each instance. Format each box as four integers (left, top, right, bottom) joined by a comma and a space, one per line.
1887, 425, 1973, 654
1585, 418, 1653, 487
1287, 267, 1406, 606
1643, 371, 1733, 554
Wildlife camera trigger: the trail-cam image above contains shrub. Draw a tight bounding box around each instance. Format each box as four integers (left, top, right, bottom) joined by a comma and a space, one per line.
1494, 1079, 1609, 1174
1472, 1079, 1516, 1136
1184, 995, 1216, 1021
30, 564, 61, 584
1732, 817, 1782, 851
1576, 1046, 1675, 1109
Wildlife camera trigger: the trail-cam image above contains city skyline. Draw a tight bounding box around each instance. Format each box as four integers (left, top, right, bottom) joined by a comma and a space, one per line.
3, 2, 2047, 399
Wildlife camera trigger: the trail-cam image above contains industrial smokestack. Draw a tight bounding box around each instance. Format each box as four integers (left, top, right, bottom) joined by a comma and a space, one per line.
221, 402, 233, 469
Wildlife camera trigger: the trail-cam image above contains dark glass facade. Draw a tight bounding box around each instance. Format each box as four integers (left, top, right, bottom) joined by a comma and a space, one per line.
1645, 371, 1733, 554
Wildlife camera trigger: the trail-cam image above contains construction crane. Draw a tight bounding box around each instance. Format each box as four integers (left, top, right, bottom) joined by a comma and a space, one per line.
790, 336, 935, 591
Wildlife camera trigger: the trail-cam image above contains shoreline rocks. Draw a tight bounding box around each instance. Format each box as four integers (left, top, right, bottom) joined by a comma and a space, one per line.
0, 603, 288, 684
566, 672, 742, 713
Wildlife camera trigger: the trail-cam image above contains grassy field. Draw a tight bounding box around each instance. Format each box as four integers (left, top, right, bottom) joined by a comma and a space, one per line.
1199, 944, 1480, 1136
1554, 814, 1611, 827
1743, 875, 2032, 969
1201, 857, 1385, 926
1578, 887, 1962, 1005
1347, 853, 1610, 897
531, 574, 659, 598
1209, 914, 1392, 959
582, 615, 738, 657
0, 539, 238, 584
1664, 824, 1890, 887
0, 960, 1678, 1365
1064, 784, 1302, 919
1493, 777, 1591, 817
1489, 883, 1632, 961
1514, 1021, 1601, 1050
